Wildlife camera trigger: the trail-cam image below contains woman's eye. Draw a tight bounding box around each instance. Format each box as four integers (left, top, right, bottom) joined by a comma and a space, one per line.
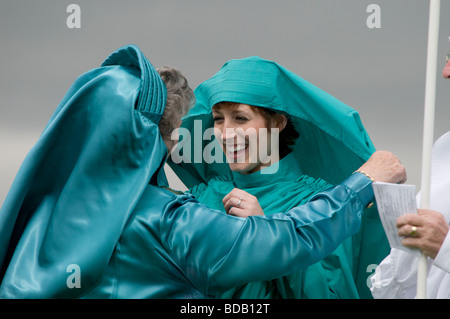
235, 116, 248, 122
213, 116, 224, 122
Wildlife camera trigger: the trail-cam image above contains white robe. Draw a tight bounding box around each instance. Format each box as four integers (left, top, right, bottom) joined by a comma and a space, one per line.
371, 131, 450, 299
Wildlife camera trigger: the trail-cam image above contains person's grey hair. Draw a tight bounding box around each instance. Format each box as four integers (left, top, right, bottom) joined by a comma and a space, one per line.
157, 66, 195, 139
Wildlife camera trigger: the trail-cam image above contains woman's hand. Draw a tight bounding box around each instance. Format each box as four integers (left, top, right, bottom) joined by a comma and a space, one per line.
222, 188, 264, 217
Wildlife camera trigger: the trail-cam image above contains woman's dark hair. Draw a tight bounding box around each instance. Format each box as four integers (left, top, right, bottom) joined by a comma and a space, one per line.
252, 106, 299, 159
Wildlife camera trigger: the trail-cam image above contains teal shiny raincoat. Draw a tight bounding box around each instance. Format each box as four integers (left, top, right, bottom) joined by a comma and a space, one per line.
0, 46, 374, 298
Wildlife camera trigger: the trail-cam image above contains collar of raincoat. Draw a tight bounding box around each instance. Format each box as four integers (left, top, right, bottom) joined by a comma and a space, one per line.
102, 44, 167, 124
231, 152, 302, 188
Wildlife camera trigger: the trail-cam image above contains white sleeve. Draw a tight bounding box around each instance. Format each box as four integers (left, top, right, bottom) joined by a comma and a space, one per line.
433, 231, 450, 273
370, 248, 420, 299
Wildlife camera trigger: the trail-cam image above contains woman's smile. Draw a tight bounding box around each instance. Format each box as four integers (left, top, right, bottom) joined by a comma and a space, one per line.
224, 143, 249, 161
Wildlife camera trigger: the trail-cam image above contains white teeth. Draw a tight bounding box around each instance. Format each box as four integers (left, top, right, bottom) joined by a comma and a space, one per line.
226, 144, 246, 152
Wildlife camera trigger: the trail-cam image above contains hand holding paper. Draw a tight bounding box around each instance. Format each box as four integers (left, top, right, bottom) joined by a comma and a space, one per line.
397, 209, 449, 259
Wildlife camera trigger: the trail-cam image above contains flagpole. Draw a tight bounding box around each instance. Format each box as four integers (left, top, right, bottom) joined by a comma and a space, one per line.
418, 0, 441, 299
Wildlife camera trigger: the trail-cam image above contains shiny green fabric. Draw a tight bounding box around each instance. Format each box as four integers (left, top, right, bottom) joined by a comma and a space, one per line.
0, 45, 374, 299
0, 45, 168, 297
169, 56, 389, 298
190, 154, 359, 299
83, 173, 372, 298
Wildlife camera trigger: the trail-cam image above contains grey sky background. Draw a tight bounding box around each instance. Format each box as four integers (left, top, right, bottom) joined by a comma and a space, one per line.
1, 0, 449, 206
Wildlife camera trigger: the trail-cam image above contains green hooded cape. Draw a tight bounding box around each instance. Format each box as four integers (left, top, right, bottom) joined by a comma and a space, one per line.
169, 56, 389, 298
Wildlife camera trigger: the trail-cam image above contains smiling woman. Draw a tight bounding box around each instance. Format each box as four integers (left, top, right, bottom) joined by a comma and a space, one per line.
212, 102, 288, 174
168, 56, 389, 299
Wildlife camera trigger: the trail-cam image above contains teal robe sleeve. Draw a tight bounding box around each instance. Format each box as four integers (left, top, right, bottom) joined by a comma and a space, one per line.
75, 172, 372, 299
161, 173, 373, 295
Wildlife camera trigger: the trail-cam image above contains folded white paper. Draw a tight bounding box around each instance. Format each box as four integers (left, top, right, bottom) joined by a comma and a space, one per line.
372, 182, 420, 256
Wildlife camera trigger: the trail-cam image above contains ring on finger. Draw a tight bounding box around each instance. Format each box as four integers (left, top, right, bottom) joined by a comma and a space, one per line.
236, 197, 243, 208
410, 225, 417, 236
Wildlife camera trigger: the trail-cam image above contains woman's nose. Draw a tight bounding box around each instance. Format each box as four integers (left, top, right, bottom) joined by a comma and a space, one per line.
221, 127, 238, 143
217, 120, 236, 141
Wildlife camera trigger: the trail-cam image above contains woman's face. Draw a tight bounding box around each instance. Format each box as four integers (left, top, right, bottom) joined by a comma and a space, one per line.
212, 103, 281, 174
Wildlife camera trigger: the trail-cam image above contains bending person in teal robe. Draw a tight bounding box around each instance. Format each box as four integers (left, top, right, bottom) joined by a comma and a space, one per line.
0, 45, 400, 298
169, 56, 390, 299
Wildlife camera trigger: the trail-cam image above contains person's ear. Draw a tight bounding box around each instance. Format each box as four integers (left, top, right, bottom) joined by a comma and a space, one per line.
276, 115, 287, 132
